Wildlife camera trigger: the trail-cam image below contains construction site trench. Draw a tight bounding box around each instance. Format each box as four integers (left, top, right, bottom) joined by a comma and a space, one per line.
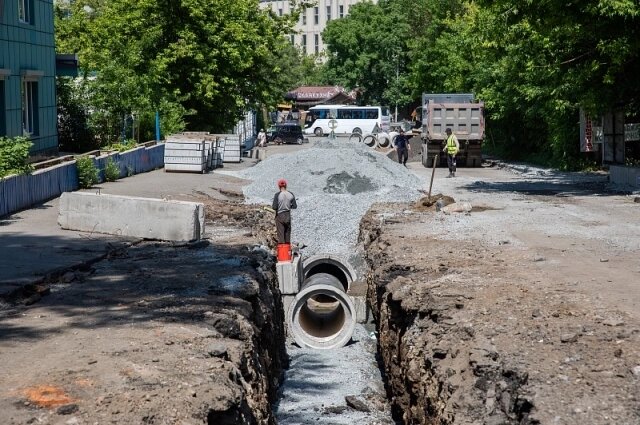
1, 138, 639, 424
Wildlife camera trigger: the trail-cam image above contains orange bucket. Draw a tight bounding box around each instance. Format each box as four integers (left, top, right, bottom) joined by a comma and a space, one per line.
277, 243, 292, 262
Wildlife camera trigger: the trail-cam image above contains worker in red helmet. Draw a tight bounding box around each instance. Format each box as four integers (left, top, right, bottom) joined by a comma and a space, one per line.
272, 179, 297, 244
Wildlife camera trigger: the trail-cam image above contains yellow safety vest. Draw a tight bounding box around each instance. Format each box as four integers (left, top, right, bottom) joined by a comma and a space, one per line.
446, 135, 458, 155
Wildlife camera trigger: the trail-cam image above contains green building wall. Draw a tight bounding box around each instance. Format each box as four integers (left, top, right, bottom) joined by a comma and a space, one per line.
0, 0, 58, 156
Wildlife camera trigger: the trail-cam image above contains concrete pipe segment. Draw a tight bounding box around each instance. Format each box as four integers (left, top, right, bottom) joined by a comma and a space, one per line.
363, 134, 377, 147
376, 133, 391, 148
349, 133, 363, 143
288, 272, 356, 350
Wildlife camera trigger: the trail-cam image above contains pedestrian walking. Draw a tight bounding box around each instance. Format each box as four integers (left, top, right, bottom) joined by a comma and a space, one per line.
272, 179, 297, 245
443, 128, 460, 177
257, 128, 267, 148
394, 129, 411, 166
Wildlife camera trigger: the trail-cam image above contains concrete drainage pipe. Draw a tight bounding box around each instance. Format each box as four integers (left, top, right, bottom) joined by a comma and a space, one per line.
363, 134, 377, 147
349, 133, 363, 143
377, 132, 391, 148
288, 272, 356, 350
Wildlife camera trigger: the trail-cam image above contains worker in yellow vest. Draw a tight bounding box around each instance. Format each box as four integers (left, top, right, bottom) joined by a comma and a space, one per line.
443, 128, 460, 178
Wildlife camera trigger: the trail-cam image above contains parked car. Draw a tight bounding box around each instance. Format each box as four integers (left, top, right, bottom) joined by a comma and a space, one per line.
268, 124, 305, 145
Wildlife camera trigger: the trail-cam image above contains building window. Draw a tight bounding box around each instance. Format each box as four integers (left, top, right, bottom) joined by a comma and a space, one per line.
339, 5, 344, 18
302, 34, 307, 54
290, 34, 295, 44
314, 7, 319, 24
278, 8, 283, 16
18, 0, 32, 23
22, 80, 38, 136
314, 34, 319, 54
302, 11, 307, 25
326, 6, 331, 21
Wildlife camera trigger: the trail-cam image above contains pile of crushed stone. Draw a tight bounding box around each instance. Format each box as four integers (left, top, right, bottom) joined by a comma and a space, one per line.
234, 139, 423, 259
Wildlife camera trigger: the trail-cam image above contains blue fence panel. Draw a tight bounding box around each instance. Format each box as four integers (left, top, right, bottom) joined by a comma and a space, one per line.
0, 162, 78, 217
146, 144, 165, 171
1, 144, 165, 218
115, 145, 164, 176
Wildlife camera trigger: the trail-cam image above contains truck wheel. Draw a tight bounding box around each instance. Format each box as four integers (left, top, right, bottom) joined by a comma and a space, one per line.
314, 127, 323, 137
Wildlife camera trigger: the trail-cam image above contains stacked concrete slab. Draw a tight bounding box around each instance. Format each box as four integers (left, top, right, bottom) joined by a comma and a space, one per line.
221, 134, 242, 163
165, 133, 225, 172
164, 135, 207, 173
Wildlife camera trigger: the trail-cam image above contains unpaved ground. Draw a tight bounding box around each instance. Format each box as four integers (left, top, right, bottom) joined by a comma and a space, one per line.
361, 164, 640, 424
0, 194, 286, 425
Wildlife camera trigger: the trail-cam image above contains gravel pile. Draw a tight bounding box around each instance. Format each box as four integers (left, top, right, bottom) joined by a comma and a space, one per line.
236, 139, 423, 258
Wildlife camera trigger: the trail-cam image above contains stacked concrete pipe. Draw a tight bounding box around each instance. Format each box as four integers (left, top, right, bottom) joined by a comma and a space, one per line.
287, 255, 357, 350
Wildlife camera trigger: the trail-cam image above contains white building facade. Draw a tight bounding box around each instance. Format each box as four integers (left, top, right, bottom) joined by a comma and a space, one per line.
259, 0, 377, 55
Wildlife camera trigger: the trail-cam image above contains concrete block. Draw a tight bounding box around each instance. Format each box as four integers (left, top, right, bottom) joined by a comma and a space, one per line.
282, 295, 296, 324
58, 192, 204, 242
277, 254, 302, 295
610, 165, 640, 188
350, 295, 371, 324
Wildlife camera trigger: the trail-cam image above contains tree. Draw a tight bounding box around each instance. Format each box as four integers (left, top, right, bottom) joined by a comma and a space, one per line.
322, 0, 413, 108
55, 0, 309, 143
407, 0, 640, 166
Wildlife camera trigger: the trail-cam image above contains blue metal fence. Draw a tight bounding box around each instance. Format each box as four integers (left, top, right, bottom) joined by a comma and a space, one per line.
0, 144, 165, 217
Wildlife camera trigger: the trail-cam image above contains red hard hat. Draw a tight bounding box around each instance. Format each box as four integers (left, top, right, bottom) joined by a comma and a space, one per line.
277, 179, 287, 188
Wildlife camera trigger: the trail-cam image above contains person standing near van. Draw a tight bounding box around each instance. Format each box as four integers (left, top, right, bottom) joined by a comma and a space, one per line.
257, 128, 267, 148
394, 129, 411, 166
272, 179, 297, 244
443, 128, 460, 177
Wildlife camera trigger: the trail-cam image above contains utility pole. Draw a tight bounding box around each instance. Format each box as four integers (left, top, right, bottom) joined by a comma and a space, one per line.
394, 54, 399, 122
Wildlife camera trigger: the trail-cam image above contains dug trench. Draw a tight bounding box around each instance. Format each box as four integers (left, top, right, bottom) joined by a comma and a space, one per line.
3, 163, 639, 424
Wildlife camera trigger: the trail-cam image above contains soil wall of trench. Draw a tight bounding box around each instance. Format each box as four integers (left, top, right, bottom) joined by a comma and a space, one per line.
359, 207, 538, 425
0, 199, 288, 425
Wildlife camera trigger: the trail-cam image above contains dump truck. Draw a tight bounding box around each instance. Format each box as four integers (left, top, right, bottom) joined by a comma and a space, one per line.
420, 93, 485, 168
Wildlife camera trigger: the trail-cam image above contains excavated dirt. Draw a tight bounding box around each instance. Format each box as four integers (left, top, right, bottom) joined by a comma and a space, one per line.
359, 171, 640, 424
0, 197, 287, 425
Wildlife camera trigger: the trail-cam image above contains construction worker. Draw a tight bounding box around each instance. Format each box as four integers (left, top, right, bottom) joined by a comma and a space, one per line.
257, 128, 267, 148
443, 128, 460, 177
394, 129, 411, 166
272, 179, 297, 244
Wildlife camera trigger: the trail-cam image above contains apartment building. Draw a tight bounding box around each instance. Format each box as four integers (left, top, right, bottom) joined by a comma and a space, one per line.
0, 0, 59, 155
259, 0, 377, 55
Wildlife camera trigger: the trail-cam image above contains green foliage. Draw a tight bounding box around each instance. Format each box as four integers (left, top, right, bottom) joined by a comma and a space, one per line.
322, 0, 413, 107
57, 77, 97, 153
319, 0, 640, 168
103, 158, 121, 182
55, 0, 308, 138
0, 136, 33, 178
103, 140, 137, 153
76, 156, 99, 188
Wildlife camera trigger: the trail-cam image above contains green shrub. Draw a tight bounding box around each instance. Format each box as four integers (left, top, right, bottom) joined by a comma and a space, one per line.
0, 136, 33, 178
76, 156, 99, 188
103, 139, 138, 152
104, 157, 120, 182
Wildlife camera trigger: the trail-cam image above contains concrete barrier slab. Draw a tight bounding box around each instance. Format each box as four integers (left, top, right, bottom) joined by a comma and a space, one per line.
58, 192, 204, 241
276, 255, 303, 295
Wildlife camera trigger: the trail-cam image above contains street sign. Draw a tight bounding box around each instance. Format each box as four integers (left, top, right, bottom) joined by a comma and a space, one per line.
328, 119, 338, 130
